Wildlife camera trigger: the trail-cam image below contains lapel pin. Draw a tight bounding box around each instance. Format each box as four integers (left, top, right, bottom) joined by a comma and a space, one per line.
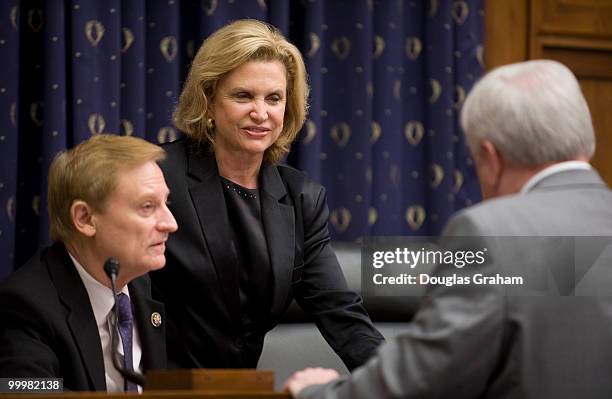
151, 312, 162, 327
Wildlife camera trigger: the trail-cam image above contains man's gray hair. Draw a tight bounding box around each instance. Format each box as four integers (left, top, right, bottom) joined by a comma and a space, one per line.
460, 60, 595, 166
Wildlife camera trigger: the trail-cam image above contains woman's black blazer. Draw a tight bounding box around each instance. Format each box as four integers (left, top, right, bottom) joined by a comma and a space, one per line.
152, 137, 383, 369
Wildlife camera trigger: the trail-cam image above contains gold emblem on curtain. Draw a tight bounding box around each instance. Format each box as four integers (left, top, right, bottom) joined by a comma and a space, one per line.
121, 28, 134, 53
331, 37, 351, 60
121, 119, 134, 136
306, 33, 320, 58
10, 6, 18, 30
302, 120, 317, 144
204, 0, 218, 16
452, 1, 470, 25
330, 207, 351, 232
30, 102, 43, 127
32, 195, 40, 216
405, 37, 422, 61
160, 36, 178, 62
368, 207, 378, 226
330, 123, 351, 147
186, 40, 195, 59
453, 85, 466, 109
10, 103, 17, 127
158, 126, 177, 143
88, 113, 106, 135
429, 164, 444, 189
428, 0, 439, 17
370, 121, 381, 144
404, 121, 424, 146
373, 35, 385, 59
85, 20, 105, 46
453, 170, 464, 193
429, 79, 442, 103
28, 9, 43, 33
476, 44, 484, 68
405, 205, 426, 231
6, 196, 15, 222
393, 80, 401, 101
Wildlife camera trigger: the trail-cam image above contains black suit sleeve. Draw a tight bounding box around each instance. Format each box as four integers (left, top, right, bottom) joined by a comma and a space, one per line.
293, 183, 385, 370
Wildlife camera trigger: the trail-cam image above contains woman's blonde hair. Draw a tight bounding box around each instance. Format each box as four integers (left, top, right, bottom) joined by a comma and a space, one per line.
174, 19, 309, 164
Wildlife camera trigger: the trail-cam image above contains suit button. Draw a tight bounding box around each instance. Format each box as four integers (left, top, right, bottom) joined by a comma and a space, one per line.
235, 338, 244, 348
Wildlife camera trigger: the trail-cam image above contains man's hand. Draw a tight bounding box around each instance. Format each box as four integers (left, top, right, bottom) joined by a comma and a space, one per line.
283, 367, 340, 397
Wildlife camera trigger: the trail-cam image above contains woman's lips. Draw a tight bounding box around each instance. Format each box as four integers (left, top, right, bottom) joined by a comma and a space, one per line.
242, 127, 270, 137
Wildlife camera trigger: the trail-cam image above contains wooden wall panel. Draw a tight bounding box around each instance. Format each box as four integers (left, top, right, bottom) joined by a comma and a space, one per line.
484, 0, 529, 69
486, 0, 612, 185
540, 46, 612, 79
533, 0, 612, 185
538, 0, 612, 38
581, 80, 612, 186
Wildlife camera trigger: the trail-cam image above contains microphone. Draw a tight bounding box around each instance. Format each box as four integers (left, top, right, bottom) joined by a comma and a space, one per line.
103, 258, 147, 389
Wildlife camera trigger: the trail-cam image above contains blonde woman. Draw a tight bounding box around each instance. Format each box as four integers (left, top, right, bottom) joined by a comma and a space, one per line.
152, 19, 383, 369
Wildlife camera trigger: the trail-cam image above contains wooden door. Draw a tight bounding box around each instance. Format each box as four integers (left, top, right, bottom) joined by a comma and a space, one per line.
485, 0, 612, 185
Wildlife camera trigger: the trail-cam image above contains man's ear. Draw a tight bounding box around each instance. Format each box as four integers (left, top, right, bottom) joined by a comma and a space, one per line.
71, 200, 97, 237
480, 139, 504, 184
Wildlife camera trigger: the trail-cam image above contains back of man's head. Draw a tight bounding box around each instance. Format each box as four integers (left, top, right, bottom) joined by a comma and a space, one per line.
48, 134, 166, 244
461, 60, 595, 167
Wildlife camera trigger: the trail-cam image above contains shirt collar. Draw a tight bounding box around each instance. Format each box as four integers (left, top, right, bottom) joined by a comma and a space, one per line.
520, 161, 592, 194
69, 253, 130, 329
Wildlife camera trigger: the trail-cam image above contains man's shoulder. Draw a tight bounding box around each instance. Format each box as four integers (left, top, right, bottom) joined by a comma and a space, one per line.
2, 247, 54, 290
446, 185, 612, 236
0, 246, 65, 313
456, 194, 527, 218
447, 194, 527, 229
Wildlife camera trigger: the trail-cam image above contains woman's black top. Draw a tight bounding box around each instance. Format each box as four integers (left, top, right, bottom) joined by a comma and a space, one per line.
220, 177, 273, 364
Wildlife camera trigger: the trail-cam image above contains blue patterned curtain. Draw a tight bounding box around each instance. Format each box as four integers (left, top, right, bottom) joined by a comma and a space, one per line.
0, 0, 483, 279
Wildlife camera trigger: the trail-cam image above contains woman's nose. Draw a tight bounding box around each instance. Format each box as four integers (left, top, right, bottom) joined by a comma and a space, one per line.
250, 100, 269, 122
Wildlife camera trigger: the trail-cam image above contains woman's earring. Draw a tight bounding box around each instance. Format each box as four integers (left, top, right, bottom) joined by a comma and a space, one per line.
206, 117, 215, 129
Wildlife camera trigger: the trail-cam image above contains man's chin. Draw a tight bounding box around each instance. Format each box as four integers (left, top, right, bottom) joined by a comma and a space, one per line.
146, 255, 167, 272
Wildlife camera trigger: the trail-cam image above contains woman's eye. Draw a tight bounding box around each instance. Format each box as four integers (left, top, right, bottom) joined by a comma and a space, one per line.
267, 95, 281, 103
235, 92, 251, 100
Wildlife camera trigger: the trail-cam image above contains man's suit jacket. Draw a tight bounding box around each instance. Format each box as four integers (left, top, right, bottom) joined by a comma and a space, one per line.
300, 168, 612, 399
152, 138, 383, 369
0, 242, 166, 391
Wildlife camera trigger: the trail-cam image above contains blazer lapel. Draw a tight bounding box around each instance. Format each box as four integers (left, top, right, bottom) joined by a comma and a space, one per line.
186, 149, 241, 324
259, 164, 295, 316
48, 243, 106, 391
129, 277, 166, 371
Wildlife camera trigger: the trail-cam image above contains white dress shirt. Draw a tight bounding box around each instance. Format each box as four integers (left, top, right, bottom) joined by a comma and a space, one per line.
520, 160, 592, 194
70, 254, 143, 392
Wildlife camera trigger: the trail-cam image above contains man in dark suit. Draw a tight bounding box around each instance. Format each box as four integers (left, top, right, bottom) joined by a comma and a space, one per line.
285, 60, 612, 398
0, 135, 178, 391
